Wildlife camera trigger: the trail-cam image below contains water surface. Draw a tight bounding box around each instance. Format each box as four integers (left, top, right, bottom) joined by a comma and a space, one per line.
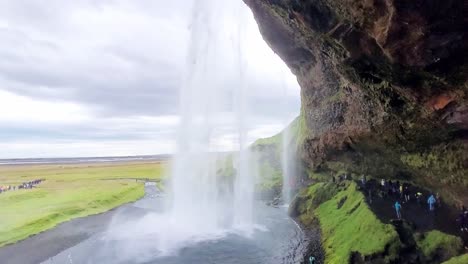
42, 186, 308, 264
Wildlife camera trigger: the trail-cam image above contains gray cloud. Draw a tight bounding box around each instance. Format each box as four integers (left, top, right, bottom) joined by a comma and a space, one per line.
0, 0, 300, 157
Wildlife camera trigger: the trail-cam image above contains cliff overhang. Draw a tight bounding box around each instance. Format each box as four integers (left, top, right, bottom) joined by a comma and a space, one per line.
243, 0, 467, 204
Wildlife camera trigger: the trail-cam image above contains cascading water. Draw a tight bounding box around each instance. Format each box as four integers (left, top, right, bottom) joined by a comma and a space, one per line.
280, 77, 297, 205
99, 1, 258, 257
168, 0, 254, 239
281, 124, 294, 205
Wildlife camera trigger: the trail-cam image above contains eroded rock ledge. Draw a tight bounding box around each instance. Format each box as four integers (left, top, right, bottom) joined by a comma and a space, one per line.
244, 0, 467, 204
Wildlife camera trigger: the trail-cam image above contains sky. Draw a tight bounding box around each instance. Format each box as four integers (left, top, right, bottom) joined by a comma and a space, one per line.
0, 0, 300, 158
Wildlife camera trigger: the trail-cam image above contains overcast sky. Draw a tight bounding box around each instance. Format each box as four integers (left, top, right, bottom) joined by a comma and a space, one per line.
0, 0, 300, 158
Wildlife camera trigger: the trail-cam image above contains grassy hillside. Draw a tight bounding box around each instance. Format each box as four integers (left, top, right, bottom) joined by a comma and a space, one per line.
0, 162, 166, 247
292, 180, 465, 263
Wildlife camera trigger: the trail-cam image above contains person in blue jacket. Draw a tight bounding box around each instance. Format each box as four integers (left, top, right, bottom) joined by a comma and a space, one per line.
427, 194, 436, 211
394, 201, 402, 219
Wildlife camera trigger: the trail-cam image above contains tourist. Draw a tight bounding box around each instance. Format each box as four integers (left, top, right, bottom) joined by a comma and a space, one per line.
427, 194, 436, 211
361, 175, 366, 186
399, 183, 403, 198
388, 180, 394, 196
415, 192, 423, 205
457, 212, 467, 232
394, 201, 402, 219
403, 185, 410, 203
309, 255, 316, 264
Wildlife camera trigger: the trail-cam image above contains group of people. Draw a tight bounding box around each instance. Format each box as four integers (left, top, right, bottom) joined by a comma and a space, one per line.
378, 178, 434, 204
0, 179, 45, 194
377, 179, 439, 220
336, 175, 440, 219
332, 175, 467, 230
393, 195, 437, 220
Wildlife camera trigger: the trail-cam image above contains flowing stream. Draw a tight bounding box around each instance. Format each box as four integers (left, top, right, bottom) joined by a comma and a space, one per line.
42, 185, 309, 264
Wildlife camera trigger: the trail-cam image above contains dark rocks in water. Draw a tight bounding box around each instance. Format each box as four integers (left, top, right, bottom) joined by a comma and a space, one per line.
266, 196, 282, 207
243, 0, 468, 206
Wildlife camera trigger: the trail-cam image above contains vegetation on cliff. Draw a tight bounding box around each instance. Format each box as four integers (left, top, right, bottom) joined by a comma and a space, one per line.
250, 117, 302, 193
416, 231, 463, 261
442, 254, 468, 264
243, 0, 468, 206
293, 182, 400, 263
291, 180, 466, 263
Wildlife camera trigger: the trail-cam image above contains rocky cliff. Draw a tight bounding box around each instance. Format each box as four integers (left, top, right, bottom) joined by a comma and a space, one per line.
243, 0, 467, 205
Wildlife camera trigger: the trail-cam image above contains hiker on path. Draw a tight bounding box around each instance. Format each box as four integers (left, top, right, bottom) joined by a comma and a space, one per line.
457, 212, 467, 232
394, 201, 402, 219
416, 192, 423, 205
435, 193, 441, 207
427, 194, 436, 211
403, 185, 410, 203
309, 256, 316, 264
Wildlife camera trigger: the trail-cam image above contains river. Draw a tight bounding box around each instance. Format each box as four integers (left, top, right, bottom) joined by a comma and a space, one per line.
37, 185, 315, 264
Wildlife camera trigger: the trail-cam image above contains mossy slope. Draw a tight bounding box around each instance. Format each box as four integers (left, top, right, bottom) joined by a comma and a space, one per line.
416, 230, 463, 262
316, 182, 400, 263
295, 182, 400, 263
442, 254, 468, 264
294, 181, 465, 263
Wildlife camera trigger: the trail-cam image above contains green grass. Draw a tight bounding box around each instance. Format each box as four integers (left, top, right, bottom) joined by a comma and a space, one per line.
314, 182, 400, 263
416, 230, 463, 260
442, 254, 468, 264
258, 160, 282, 191
253, 133, 282, 147
0, 162, 166, 247
252, 115, 301, 148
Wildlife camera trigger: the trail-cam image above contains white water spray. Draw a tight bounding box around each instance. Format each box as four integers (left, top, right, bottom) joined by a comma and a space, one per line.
281, 124, 295, 205
168, 0, 254, 238
101, 1, 257, 258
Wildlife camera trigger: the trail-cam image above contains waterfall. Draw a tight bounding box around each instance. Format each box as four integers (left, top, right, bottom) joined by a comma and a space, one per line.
168, 0, 254, 237
281, 124, 295, 205
100, 0, 290, 259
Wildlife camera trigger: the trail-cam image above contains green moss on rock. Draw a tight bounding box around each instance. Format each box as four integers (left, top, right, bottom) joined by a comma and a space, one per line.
316, 182, 400, 263
416, 230, 463, 261
442, 254, 468, 264
293, 181, 401, 263
257, 160, 282, 191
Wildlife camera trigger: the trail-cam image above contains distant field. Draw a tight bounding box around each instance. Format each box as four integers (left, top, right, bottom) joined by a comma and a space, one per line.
0, 161, 166, 247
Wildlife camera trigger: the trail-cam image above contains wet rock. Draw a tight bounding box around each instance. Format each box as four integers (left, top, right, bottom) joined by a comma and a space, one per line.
243, 0, 468, 205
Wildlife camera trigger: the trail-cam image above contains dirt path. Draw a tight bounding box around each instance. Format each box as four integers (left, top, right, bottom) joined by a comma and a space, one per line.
357, 179, 468, 247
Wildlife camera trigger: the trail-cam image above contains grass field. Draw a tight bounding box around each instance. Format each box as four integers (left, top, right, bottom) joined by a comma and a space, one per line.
0, 161, 166, 247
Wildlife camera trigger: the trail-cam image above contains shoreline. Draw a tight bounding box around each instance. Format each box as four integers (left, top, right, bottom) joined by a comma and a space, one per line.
0, 202, 128, 264
0, 161, 164, 248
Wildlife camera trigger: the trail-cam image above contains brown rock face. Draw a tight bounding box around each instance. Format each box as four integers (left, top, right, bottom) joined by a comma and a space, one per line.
243, 0, 467, 204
